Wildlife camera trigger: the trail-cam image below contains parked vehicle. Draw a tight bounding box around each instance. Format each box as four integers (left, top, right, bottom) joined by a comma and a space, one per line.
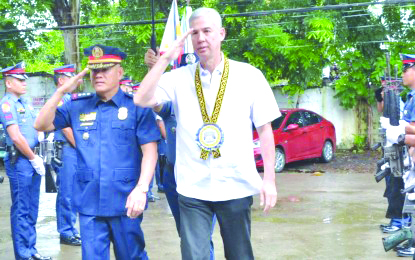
253, 108, 336, 172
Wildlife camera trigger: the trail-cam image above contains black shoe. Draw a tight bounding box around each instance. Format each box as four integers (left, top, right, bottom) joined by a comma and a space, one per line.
382, 225, 401, 233
31, 253, 52, 260
148, 196, 156, 202
60, 235, 82, 246
397, 247, 415, 257
74, 233, 81, 240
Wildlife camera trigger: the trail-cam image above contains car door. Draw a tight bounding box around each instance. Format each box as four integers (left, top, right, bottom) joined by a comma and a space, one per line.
282, 111, 308, 161
301, 111, 324, 157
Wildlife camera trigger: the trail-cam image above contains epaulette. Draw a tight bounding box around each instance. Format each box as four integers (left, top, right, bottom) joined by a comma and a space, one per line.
71, 92, 93, 101
124, 91, 134, 98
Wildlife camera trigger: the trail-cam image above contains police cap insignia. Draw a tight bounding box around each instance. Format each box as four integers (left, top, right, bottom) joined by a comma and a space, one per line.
92, 46, 104, 59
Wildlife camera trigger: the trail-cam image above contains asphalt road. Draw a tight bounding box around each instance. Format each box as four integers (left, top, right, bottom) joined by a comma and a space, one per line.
0, 157, 404, 259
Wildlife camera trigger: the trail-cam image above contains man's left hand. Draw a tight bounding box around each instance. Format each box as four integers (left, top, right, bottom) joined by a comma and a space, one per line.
260, 179, 277, 213
125, 187, 147, 218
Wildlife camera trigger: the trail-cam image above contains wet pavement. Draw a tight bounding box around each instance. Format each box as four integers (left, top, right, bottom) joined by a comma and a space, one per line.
0, 158, 405, 259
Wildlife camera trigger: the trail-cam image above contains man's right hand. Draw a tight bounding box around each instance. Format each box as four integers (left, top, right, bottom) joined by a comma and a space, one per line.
58, 68, 89, 94
160, 29, 193, 64
29, 155, 45, 176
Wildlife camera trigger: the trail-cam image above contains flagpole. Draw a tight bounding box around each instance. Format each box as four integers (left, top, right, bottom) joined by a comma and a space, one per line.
151, 0, 157, 54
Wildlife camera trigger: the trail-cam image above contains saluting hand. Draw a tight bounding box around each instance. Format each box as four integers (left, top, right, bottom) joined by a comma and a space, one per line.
161, 29, 193, 63
59, 68, 89, 94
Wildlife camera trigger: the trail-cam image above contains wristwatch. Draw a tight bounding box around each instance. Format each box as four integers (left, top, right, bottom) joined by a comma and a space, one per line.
398, 134, 406, 146
137, 183, 149, 193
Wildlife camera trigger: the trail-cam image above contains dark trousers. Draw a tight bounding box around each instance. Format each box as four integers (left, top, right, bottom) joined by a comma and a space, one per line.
52, 144, 79, 238
385, 176, 405, 219
79, 214, 148, 260
179, 194, 254, 260
6, 156, 41, 260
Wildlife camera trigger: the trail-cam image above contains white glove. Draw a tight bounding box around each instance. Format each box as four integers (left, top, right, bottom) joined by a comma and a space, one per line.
386, 126, 401, 144
46, 132, 54, 142
408, 193, 415, 201
386, 125, 406, 144
38, 132, 45, 142
29, 155, 45, 176
380, 117, 390, 129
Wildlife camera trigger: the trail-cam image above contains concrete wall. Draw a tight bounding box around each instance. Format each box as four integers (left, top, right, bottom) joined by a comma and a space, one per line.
0, 75, 94, 114
0, 76, 373, 149
273, 87, 377, 149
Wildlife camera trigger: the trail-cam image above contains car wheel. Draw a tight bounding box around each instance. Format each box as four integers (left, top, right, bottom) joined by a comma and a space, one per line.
321, 140, 334, 163
275, 147, 285, 173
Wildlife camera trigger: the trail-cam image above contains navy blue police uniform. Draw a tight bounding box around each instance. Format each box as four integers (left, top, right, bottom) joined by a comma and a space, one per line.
0, 63, 51, 260
52, 64, 81, 245
53, 45, 160, 260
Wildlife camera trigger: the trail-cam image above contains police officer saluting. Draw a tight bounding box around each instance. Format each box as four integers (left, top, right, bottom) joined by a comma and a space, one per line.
52, 64, 81, 246
0, 62, 50, 260
34, 45, 160, 260
119, 76, 133, 93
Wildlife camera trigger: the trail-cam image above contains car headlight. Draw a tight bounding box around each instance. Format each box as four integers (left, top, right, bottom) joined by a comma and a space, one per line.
253, 140, 261, 148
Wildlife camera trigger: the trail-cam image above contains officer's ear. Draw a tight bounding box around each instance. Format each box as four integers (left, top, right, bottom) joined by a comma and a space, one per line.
117, 66, 124, 81
4, 77, 14, 90
58, 76, 65, 86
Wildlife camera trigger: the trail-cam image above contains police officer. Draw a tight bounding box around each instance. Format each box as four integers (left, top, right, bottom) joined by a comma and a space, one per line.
382, 54, 415, 257
52, 64, 81, 246
0, 62, 50, 260
34, 45, 160, 260
131, 83, 140, 93
119, 76, 133, 93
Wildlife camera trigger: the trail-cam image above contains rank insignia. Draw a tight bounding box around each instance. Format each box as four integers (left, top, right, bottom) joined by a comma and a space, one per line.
17, 107, 25, 114
80, 112, 97, 122
118, 107, 128, 120
2, 103, 10, 113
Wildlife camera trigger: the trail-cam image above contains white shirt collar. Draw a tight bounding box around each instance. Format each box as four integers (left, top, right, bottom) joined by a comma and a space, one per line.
199, 52, 225, 77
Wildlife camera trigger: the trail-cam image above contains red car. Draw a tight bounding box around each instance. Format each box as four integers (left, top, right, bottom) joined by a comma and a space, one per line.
253, 108, 336, 172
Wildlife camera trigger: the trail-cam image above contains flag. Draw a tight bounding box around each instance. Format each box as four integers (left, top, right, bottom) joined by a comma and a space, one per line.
180, 6, 194, 54
160, 0, 182, 68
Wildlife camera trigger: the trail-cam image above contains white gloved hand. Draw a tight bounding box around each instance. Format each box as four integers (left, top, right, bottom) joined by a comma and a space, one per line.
46, 132, 54, 142
380, 117, 390, 129
38, 132, 45, 142
29, 155, 45, 176
386, 124, 406, 144
408, 193, 415, 201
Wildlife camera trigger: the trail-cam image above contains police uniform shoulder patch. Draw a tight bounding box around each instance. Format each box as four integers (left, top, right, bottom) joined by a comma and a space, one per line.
71, 92, 93, 101
1, 102, 11, 113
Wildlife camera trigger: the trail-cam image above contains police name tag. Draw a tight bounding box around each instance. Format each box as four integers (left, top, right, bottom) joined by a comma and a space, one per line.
118, 107, 128, 120
196, 124, 224, 152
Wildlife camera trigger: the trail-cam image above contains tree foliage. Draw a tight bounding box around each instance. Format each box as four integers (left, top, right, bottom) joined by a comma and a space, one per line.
1, 0, 415, 109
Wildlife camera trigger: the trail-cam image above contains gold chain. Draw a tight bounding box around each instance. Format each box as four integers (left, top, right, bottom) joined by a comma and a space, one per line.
195, 57, 229, 159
